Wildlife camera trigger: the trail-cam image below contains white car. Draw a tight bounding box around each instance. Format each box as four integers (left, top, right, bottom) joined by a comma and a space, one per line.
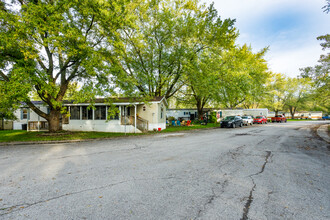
241, 116, 253, 126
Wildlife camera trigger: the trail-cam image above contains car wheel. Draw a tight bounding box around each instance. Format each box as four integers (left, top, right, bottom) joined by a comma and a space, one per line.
232, 123, 236, 128
240, 122, 243, 127
265, 121, 267, 124
285, 120, 287, 123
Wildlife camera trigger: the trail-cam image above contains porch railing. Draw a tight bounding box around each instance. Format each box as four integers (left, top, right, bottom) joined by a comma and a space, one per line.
121, 116, 134, 125
120, 116, 149, 132
28, 121, 49, 131
136, 116, 149, 132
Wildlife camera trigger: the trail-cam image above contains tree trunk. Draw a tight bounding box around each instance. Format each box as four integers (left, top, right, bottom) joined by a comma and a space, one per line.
196, 99, 203, 120
275, 110, 278, 116
290, 109, 295, 119
48, 110, 62, 132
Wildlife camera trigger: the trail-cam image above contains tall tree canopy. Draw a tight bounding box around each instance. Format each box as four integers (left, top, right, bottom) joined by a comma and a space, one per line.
261, 73, 288, 115
0, 0, 134, 131
283, 77, 312, 119
109, 0, 237, 99
216, 45, 270, 109
300, 34, 330, 113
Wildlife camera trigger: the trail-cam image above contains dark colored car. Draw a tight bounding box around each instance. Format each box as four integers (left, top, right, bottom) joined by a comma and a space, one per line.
253, 115, 267, 124
322, 115, 330, 120
220, 116, 243, 128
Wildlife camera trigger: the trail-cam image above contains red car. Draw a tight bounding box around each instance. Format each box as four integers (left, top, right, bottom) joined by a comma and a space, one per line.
253, 115, 267, 124
271, 115, 287, 123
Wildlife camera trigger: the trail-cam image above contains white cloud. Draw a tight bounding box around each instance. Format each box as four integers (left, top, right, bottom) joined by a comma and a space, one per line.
267, 44, 324, 78
202, 0, 330, 76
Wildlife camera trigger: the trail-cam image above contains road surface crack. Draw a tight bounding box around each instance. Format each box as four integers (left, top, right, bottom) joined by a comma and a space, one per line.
0, 176, 178, 216
249, 151, 271, 177
241, 179, 256, 220
194, 180, 228, 219
241, 151, 272, 220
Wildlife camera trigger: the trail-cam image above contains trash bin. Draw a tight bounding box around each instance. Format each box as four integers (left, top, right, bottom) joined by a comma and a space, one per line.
22, 124, 27, 130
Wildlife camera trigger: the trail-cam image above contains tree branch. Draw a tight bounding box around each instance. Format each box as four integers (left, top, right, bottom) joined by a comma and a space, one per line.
0, 70, 9, 82
25, 99, 48, 120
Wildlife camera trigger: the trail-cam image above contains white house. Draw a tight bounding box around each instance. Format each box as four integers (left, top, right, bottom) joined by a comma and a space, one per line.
14, 96, 167, 133
166, 109, 199, 120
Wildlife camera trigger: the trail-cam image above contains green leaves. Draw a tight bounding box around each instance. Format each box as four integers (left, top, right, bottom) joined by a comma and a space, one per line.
109, 0, 237, 100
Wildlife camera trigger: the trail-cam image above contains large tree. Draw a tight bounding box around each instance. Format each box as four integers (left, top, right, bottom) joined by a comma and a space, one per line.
300, 34, 330, 113
216, 45, 270, 109
261, 73, 288, 115
0, 0, 133, 132
109, 0, 237, 99
177, 49, 226, 119
283, 77, 312, 119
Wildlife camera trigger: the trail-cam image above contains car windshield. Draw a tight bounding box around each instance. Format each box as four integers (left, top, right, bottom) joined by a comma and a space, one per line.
242, 116, 248, 119
256, 116, 262, 118
275, 115, 281, 117
224, 116, 235, 120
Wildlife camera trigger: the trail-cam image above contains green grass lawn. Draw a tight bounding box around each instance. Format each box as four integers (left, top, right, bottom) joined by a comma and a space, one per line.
0, 130, 143, 143
286, 119, 315, 121
0, 123, 219, 143
163, 123, 219, 132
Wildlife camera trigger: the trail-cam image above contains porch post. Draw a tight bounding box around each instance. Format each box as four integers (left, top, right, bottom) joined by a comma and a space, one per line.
27, 108, 29, 132
124, 106, 126, 135
134, 105, 137, 133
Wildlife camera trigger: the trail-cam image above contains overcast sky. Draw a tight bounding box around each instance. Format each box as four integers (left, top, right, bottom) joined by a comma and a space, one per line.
203, 0, 330, 77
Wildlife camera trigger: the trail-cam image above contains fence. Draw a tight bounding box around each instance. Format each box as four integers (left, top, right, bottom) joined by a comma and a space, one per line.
0, 120, 13, 130
28, 121, 49, 131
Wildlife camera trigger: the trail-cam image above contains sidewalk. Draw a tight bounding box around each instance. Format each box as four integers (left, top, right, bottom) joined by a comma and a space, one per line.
317, 124, 330, 143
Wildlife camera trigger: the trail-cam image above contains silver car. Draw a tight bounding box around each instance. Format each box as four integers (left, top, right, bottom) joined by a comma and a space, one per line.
242, 116, 253, 126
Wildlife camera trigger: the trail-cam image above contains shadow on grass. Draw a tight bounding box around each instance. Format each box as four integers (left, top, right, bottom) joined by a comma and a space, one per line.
0, 123, 220, 143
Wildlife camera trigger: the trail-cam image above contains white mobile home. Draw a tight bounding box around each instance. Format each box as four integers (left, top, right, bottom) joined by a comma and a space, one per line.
14, 97, 167, 133
216, 109, 269, 119
166, 109, 198, 120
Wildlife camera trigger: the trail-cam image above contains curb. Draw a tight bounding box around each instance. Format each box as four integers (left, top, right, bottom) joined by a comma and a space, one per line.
316, 124, 330, 143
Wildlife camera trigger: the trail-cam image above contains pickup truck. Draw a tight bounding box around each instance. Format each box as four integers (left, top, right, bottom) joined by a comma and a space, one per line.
271, 115, 287, 123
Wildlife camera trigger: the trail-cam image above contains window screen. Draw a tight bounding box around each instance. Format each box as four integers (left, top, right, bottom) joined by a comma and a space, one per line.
70, 106, 80, 120
82, 106, 93, 120
95, 106, 106, 120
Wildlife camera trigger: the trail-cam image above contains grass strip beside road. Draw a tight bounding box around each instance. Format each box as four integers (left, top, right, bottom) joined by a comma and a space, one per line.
0, 123, 220, 143
286, 119, 315, 121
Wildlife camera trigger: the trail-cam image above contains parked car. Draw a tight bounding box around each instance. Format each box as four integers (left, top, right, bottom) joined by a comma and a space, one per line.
220, 116, 243, 128
253, 115, 267, 124
322, 115, 330, 120
242, 116, 253, 126
271, 115, 287, 123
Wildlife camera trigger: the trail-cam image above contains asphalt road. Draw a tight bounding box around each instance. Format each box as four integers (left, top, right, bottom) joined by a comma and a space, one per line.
0, 121, 329, 220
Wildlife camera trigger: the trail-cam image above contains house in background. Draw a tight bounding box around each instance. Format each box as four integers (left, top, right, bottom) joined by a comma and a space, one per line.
167, 108, 269, 121
268, 111, 323, 119
166, 108, 216, 121
218, 109, 269, 118
14, 96, 167, 133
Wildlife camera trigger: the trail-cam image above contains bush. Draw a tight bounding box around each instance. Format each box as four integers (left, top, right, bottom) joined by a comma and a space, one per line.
192, 119, 202, 125
168, 116, 176, 122
209, 112, 217, 123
